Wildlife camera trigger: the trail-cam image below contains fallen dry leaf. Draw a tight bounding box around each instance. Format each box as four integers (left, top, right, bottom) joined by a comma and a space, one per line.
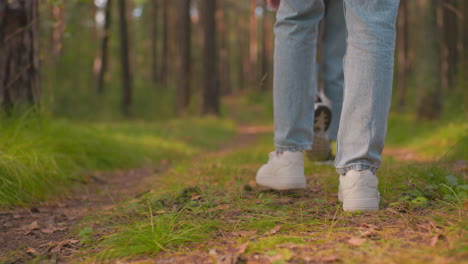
322, 255, 340, 262
50, 239, 80, 253
245, 261, 263, 264
25, 247, 39, 256
360, 229, 379, 239
347, 237, 366, 246
190, 194, 203, 201
247, 180, 257, 189
360, 223, 380, 230
41, 225, 68, 234
212, 242, 249, 264
266, 225, 281, 236
22, 220, 40, 234
430, 234, 445, 247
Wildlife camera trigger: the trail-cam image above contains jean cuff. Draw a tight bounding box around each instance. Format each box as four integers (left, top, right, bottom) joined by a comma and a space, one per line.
335, 163, 378, 175
275, 143, 312, 152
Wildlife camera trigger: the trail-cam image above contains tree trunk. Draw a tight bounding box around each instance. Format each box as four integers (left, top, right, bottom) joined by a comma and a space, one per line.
237, 10, 248, 90
118, 0, 132, 116
217, 4, 231, 95
463, 0, 468, 75
150, 0, 158, 84
160, 0, 169, 86
265, 8, 274, 91
456, 0, 464, 78
0, 0, 40, 113
176, 0, 191, 113
96, 0, 112, 94
438, 2, 449, 93
249, 0, 258, 83
51, 2, 65, 58
396, 0, 409, 109
260, 1, 269, 91
443, 0, 458, 89
416, 0, 442, 120
200, 0, 219, 115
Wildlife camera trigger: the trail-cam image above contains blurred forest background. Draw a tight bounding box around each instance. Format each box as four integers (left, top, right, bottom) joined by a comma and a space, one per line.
1, 0, 467, 121
0, 0, 467, 207
1, 2, 468, 262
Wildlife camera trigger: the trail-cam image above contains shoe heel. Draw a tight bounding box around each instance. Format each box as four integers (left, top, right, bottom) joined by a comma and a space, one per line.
343, 198, 379, 211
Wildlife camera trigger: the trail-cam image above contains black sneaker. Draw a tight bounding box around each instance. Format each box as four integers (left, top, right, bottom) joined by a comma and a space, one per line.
306, 96, 333, 162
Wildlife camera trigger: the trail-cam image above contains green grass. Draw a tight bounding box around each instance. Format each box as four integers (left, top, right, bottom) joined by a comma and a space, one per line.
97, 212, 220, 258
78, 127, 466, 262
386, 112, 467, 160
0, 112, 236, 206
3, 93, 467, 262
73, 91, 467, 262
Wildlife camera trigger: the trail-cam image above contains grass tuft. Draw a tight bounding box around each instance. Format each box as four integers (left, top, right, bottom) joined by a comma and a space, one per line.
99, 212, 219, 258
0, 113, 236, 206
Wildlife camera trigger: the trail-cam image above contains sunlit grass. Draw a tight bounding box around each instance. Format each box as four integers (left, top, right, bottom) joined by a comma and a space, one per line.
0, 113, 236, 206
386, 111, 467, 161
98, 212, 220, 258
5, 93, 466, 262
80, 114, 466, 262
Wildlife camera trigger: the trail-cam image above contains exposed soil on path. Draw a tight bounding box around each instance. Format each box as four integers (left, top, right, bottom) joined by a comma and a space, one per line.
0, 166, 163, 263
0, 122, 266, 263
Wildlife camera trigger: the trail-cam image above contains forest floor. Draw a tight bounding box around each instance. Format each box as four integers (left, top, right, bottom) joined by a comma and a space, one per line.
1, 96, 467, 264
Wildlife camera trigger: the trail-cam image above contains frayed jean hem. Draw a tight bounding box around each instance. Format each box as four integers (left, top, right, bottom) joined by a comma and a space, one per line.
335, 163, 378, 175
275, 144, 312, 152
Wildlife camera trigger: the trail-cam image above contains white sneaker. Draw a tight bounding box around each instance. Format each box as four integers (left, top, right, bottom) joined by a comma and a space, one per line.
339, 170, 380, 211
256, 151, 306, 190
338, 183, 343, 202
306, 99, 333, 162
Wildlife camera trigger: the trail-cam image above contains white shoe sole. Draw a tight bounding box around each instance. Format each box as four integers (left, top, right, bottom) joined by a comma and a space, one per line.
256, 178, 306, 191
343, 197, 379, 211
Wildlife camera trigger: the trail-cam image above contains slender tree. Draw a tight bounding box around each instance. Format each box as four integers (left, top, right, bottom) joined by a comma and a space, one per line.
396, 0, 409, 109
217, 3, 231, 95
438, 2, 449, 93
200, 0, 219, 114
176, 0, 191, 113
260, 1, 269, 91
463, 0, 468, 75
118, 0, 132, 115
51, 1, 65, 58
416, 0, 442, 119
96, 0, 112, 94
149, 0, 158, 84
442, 0, 459, 88
160, 0, 169, 86
237, 6, 248, 90
249, 0, 258, 83
0, 0, 40, 113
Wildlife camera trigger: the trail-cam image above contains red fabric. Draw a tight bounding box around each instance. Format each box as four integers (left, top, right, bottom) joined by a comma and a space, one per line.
266, 0, 280, 11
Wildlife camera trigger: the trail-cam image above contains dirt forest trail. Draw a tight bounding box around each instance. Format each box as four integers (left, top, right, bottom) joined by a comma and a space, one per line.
1, 97, 466, 264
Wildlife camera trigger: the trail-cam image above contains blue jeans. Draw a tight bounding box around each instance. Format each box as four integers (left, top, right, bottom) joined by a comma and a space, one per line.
273, 0, 399, 174
321, 0, 346, 142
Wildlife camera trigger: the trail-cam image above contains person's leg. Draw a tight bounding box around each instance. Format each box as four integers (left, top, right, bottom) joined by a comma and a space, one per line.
322, 0, 346, 142
306, 0, 346, 163
257, 0, 325, 190
273, 0, 325, 152
337, 0, 399, 211
336, 0, 399, 174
